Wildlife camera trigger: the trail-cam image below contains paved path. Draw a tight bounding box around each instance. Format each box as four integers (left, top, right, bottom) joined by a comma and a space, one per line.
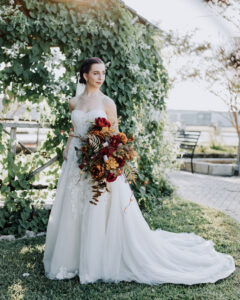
169, 170, 240, 223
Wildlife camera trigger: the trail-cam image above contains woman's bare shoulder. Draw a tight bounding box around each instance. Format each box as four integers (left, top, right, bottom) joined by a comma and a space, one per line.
103, 95, 116, 109
69, 96, 79, 105
68, 96, 79, 111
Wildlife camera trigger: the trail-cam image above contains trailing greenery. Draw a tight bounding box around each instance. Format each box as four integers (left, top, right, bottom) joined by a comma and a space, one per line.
0, 196, 239, 299
0, 0, 174, 237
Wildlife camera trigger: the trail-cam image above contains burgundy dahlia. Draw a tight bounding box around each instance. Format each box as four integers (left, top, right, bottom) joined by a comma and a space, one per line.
106, 172, 117, 182
109, 135, 121, 148
99, 147, 115, 157
95, 117, 111, 128
115, 157, 125, 168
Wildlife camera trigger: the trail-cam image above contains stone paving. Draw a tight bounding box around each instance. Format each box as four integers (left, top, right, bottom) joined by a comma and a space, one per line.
169, 170, 240, 223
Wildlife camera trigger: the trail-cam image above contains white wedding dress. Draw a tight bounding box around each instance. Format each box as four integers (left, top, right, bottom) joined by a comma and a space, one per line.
43, 109, 235, 285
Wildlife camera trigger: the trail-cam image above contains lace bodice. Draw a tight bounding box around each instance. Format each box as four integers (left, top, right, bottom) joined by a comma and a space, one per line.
71, 109, 108, 137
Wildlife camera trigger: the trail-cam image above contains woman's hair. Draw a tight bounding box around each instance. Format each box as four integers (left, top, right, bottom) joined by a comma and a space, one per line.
79, 57, 104, 84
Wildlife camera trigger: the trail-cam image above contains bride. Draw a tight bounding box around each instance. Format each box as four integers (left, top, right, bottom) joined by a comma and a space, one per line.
43, 57, 235, 285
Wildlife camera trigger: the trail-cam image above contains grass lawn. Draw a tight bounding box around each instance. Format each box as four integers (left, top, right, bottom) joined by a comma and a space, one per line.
0, 196, 239, 300
195, 144, 237, 156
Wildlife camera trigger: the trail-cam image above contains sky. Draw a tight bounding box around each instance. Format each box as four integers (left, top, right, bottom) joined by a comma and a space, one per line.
123, 0, 238, 111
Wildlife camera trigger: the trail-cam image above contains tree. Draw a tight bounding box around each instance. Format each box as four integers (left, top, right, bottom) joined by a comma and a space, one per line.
203, 0, 240, 31
161, 1, 240, 174
205, 44, 240, 173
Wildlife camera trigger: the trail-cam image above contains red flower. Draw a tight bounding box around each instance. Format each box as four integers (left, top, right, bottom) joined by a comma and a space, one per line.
109, 135, 121, 148
95, 117, 111, 128
106, 172, 117, 182
99, 147, 115, 157
115, 157, 125, 168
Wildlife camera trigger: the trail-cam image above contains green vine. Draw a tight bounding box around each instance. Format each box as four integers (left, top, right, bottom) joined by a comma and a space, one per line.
0, 0, 174, 237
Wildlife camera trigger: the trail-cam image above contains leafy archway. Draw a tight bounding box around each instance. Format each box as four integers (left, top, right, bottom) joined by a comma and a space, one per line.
0, 0, 173, 236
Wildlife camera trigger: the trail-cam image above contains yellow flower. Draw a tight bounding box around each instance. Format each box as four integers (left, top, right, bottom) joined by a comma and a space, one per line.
105, 157, 119, 170
101, 126, 116, 137
101, 126, 110, 133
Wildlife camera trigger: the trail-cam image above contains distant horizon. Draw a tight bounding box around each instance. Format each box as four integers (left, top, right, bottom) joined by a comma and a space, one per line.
167, 108, 229, 113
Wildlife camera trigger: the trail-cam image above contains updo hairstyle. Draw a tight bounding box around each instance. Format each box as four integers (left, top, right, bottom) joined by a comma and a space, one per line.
79, 57, 104, 84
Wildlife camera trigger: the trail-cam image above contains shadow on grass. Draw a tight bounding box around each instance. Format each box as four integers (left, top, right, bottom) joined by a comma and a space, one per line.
0, 196, 239, 300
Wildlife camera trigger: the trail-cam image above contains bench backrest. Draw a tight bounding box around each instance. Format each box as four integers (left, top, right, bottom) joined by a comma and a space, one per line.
175, 130, 201, 151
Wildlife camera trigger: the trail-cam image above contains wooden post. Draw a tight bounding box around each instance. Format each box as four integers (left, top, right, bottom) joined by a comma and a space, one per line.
36, 127, 40, 148
10, 127, 17, 156
237, 132, 240, 176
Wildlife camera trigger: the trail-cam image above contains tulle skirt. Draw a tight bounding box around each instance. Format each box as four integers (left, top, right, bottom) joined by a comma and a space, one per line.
43, 138, 235, 285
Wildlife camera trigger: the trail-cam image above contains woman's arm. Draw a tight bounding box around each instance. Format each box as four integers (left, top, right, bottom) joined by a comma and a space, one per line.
104, 96, 119, 133
63, 98, 76, 160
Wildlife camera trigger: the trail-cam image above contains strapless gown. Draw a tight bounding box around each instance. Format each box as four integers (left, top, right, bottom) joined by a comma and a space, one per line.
43, 109, 235, 285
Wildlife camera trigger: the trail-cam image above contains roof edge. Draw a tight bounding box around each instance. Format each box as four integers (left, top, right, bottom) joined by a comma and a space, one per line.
119, 0, 160, 30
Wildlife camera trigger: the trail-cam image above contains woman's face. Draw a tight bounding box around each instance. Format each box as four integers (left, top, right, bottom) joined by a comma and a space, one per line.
84, 63, 105, 88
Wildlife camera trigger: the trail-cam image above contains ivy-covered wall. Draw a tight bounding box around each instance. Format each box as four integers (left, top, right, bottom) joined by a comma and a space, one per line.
0, 0, 175, 237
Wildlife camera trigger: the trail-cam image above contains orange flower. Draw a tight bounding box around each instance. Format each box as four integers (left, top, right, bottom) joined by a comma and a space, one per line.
89, 129, 105, 141
117, 132, 128, 144
90, 164, 105, 180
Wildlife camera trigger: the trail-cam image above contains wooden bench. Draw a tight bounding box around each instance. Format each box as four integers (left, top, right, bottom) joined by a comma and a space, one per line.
175, 130, 201, 173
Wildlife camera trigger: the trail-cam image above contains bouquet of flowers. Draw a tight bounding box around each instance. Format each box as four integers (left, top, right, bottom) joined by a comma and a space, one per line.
73, 117, 139, 205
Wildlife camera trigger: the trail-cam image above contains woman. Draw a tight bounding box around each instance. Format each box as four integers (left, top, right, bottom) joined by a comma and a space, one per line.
43, 57, 235, 285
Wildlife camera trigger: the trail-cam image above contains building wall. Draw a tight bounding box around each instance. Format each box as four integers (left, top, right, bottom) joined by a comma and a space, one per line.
167, 110, 238, 146
168, 110, 232, 127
